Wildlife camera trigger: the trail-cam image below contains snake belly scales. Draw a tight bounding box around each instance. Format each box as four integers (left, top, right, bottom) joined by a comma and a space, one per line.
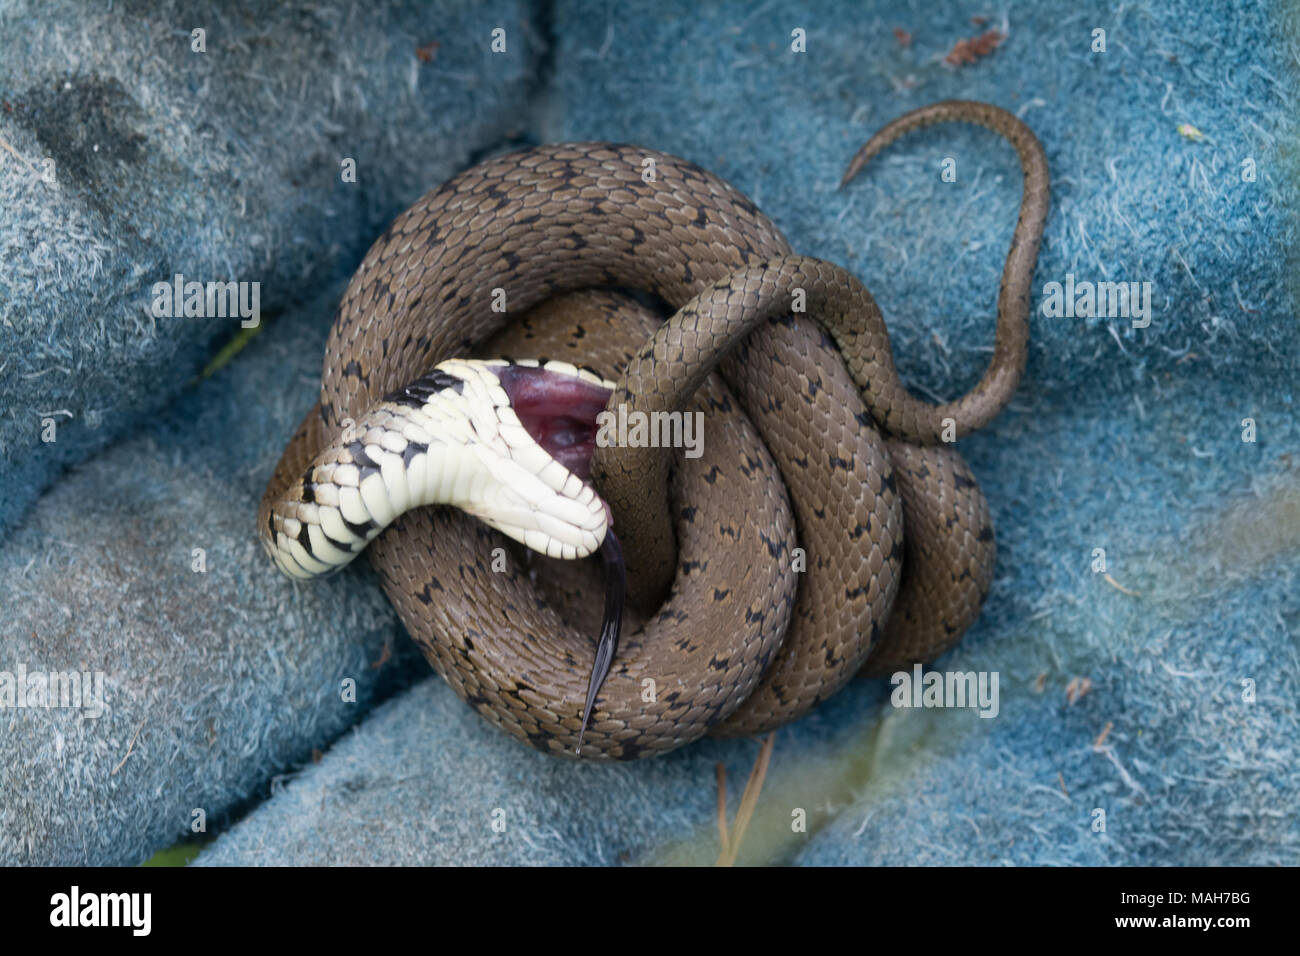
259, 100, 1050, 760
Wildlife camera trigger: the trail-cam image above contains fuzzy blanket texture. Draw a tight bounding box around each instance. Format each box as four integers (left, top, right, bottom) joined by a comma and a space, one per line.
1, 0, 1296, 866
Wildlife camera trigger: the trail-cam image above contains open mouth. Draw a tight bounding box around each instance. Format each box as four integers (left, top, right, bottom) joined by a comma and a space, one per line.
493, 360, 625, 755
494, 363, 612, 481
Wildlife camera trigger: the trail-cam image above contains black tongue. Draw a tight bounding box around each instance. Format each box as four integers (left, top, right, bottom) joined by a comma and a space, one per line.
576, 531, 625, 755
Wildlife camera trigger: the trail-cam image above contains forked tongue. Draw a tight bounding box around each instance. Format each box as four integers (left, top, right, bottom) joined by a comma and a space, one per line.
576, 531, 625, 755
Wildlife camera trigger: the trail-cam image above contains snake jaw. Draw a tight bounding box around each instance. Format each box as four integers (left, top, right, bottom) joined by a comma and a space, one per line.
458, 359, 617, 561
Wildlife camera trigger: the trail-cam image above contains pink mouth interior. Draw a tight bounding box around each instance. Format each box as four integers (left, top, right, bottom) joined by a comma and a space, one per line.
495, 365, 613, 480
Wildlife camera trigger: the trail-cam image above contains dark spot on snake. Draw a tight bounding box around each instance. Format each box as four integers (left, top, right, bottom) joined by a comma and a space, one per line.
389, 369, 464, 408
321, 527, 351, 552
953, 472, 977, 489
347, 441, 382, 480
680, 505, 697, 522
342, 359, 364, 379
977, 526, 994, 542
713, 588, 730, 602
888, 538, 905, 562
828, 453, 853, 471
703, 466, 720, 484
296, 523, 315, 558
402, 441, 428, 467
300, 473, 316, 504
808, 377, 821, 396
708, 655, 729, 670
845, 585, 867, 600
760, 532, 784, 558
617, 740, 644, 761
880, 469, 897, 495
849, 521, 870, 540
744, 607, 766, 625
343, 515, 377, 538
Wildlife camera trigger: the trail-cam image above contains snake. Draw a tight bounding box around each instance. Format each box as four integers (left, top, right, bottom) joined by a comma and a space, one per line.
259, 100, 1049, 760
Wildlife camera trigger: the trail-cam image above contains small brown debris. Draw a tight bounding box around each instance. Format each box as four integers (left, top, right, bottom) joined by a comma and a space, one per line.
312, 748, 324, 763
1032, 671, 1048, 693
1093, 720, 1114, 748
893, 27, 912, 48
1103, 573, 1142, 597
112, 722, 145, 776
944, 29, 1005, 67
415, 41, 440, 63
370, 639, 392, 670
715, 733, 776, 867
1065, 676, 1093, 705
1057, 771, 1070, 797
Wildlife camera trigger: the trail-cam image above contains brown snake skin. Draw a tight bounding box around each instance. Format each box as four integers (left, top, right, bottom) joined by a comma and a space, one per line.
260, 100, 1050, 759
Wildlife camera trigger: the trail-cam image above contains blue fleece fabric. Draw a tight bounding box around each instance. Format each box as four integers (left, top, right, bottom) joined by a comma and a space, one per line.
0, 0, 542, 536
3, 0, 1297, 866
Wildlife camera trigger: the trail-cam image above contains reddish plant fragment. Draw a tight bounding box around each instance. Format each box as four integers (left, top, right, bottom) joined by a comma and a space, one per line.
944, 29, 1005, 66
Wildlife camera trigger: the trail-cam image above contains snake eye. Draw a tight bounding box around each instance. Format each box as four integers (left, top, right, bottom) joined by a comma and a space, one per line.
495, 364, 613, 480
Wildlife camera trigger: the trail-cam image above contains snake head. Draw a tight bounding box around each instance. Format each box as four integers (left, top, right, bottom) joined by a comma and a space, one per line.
263, 356, 627, 752
455, 358, 616, 560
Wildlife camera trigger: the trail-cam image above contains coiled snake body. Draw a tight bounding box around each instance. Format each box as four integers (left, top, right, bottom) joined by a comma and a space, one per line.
260, 100, 1049, 760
